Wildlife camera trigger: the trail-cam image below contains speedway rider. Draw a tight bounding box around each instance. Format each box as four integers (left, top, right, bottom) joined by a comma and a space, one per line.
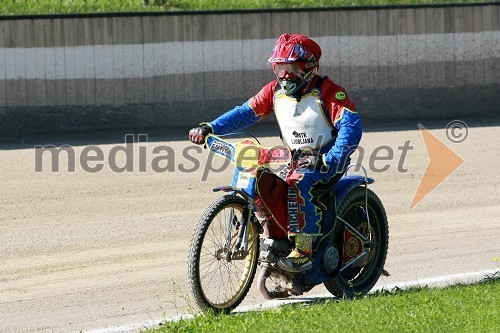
189, 34, 362, 273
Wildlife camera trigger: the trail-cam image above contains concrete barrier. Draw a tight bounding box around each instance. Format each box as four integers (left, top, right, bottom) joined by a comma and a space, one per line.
0, 3, 499, 136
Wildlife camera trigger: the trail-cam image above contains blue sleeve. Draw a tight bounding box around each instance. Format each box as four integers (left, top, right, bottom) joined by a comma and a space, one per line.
207, 100, 262, 135
323, 109, 362, 172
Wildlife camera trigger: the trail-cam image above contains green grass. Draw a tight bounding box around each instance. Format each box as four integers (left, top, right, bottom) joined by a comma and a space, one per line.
148, 277, 500, 333
0, 0, 164, 15
0, 0, 493, 15
164, 0, 493, 11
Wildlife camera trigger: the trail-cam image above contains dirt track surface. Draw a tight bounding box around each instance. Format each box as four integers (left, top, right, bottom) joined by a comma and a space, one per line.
1, 122, 499, 332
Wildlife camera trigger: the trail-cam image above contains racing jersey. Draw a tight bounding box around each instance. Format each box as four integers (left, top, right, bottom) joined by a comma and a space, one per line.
208, 76, 362, 172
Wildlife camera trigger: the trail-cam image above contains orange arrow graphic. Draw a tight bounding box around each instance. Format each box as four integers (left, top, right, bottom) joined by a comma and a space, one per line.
410, 124, 464, 209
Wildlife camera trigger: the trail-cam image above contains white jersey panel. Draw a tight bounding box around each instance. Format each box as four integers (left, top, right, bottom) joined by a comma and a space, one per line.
274, 90, 334, 150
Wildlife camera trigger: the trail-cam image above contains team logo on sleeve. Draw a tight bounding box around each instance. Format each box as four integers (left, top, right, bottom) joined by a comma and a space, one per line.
335, 91, 346, 100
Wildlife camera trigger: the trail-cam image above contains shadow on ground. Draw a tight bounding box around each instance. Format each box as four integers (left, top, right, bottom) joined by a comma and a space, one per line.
1, 115, 499, 150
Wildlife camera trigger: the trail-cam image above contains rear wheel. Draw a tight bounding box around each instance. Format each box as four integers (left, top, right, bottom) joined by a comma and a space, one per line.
324, 186, 388, 298
187, 195, 260, 313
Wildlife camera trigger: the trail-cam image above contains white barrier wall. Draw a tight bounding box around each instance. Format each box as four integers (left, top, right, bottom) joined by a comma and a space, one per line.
0, 4, 499, 136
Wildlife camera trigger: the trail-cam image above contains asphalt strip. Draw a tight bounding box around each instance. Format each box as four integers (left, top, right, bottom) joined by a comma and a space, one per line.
85, 269, 499, 333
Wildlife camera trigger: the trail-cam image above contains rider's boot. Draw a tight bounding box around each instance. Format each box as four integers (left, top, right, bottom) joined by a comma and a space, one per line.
278, 234, 313, 272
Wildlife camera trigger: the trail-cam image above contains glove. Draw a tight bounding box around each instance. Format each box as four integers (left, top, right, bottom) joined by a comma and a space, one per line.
189, 125, 212, 145
297, 151, 326, 170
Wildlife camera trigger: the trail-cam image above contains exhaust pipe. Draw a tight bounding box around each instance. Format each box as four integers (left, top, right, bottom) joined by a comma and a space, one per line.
256, 264, 290, 300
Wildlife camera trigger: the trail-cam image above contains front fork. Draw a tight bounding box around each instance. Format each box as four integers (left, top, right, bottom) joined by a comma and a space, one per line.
222, 199, 258, 261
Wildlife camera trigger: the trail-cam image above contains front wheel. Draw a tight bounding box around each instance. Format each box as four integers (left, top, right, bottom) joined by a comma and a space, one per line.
187, 195, 260, 313
324, 186, 389, 298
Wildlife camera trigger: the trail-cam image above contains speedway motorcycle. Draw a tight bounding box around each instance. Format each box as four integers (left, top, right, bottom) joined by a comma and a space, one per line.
187, 134, 389, 313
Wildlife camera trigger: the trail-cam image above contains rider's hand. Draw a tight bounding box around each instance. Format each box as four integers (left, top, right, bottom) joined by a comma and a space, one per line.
189, 125, 212, 145
297, 152, 326, 171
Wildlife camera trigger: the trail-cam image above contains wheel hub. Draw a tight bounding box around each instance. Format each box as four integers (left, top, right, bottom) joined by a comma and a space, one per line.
215, 248, 231, 261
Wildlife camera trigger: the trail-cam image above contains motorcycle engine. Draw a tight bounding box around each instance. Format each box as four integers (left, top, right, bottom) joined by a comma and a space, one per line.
258, 238, 303, 298
259, 238, 290, 264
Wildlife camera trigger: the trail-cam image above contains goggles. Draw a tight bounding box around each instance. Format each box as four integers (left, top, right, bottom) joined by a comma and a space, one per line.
273, 63, 305, 80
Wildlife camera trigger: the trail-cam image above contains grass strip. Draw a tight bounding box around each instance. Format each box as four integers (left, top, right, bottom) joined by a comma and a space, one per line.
164, 0, 494, 11
0, 0, 492, 15
0, 0, 163, 15
149, 276, 500, 333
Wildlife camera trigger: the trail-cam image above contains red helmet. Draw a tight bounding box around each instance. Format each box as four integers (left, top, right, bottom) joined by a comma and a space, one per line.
268, 34, 321, 96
